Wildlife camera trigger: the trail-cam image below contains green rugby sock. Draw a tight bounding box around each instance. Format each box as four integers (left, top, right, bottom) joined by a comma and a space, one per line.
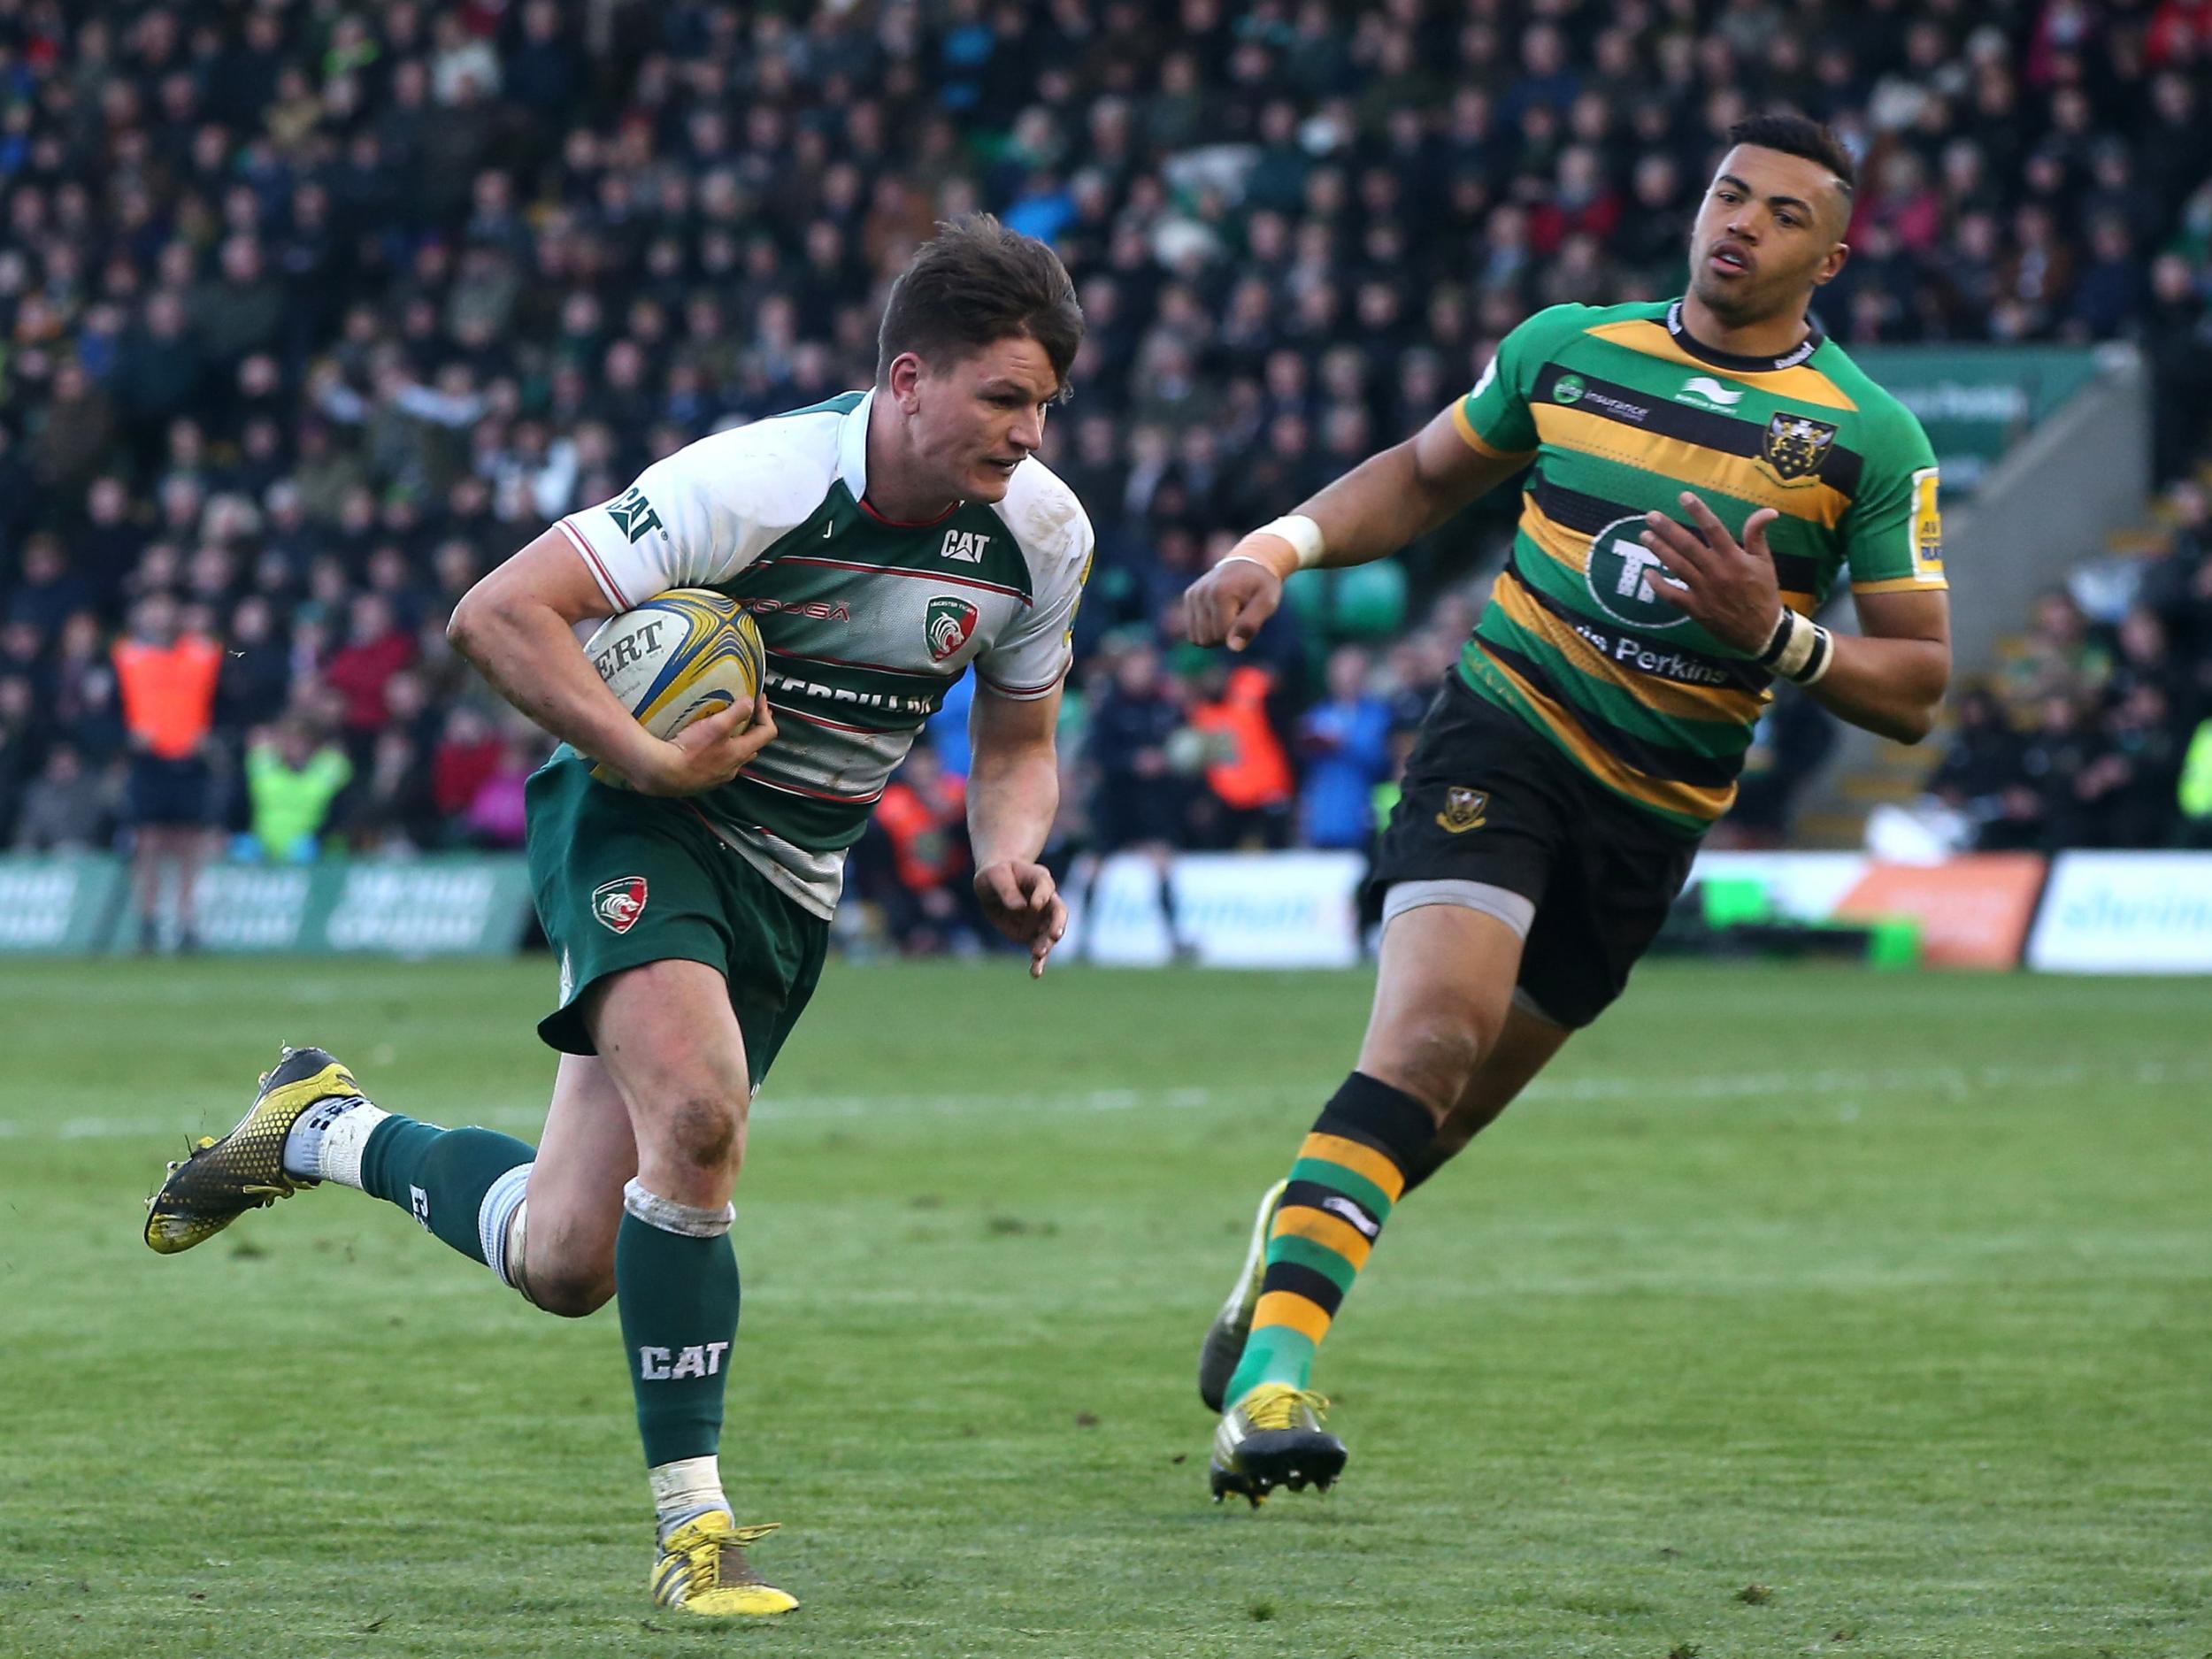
1225, 1072, 1434, 1402
617, 1181, 741, 1467
357, 1118, 535, 1275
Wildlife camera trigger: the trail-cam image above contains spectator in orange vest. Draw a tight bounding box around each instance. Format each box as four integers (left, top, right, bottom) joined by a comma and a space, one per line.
1187, 661, 1295, 849
871, 745, 983, 953
111, 592, 223, 950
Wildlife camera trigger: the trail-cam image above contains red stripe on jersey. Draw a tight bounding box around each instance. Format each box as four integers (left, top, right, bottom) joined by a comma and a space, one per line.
771, 555, 1031, 605
559, 518, 633, 609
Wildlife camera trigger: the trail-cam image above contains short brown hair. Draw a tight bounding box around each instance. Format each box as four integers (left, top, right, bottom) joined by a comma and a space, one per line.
876, 214, 1084, 399
1728, 112, 1856, 194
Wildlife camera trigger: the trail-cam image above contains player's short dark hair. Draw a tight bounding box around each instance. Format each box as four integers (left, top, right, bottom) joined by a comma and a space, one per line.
1726, 113, 1856, 195
876, 214, 1084, 399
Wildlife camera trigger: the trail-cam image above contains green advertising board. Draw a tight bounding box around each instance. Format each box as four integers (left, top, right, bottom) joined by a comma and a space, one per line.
0, 855, 536, 956
0, 855, 129, 952
1849, 346, 2101, 498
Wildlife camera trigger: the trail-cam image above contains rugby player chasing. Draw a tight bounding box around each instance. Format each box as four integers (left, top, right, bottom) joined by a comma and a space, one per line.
1184, 116, 1952, 1505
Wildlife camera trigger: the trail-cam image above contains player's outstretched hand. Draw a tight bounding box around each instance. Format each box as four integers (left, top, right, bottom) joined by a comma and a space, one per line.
629, 697, 779, 796
1639, 494, 1784, 656
1183, 545, 1285, 652
974, 859, 1068, 979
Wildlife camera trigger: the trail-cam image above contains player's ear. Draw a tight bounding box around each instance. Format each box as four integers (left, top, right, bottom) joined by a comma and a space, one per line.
886, 350, 926, 411
1813, 239, 1849, 288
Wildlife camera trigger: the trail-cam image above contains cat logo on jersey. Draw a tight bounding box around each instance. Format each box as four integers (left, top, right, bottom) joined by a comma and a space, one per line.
925, 595, 979, 662
1759, 413, 1839, 484
604, 487, 664, 543
1436, 787, 1489, 833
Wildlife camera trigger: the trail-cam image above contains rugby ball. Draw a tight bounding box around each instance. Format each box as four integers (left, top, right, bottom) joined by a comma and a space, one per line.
583, 588, 764, 784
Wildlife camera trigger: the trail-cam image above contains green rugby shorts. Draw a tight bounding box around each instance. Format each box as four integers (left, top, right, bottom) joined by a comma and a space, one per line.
525, 754, 828, 1082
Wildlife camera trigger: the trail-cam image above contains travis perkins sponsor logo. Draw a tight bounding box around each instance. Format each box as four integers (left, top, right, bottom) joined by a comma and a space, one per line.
764, 667, 936, 717
1571, 618, 1740, 687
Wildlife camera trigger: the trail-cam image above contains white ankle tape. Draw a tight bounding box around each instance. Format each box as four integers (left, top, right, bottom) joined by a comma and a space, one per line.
282, 1095, 387, 1189
623, 1179, 734, 1238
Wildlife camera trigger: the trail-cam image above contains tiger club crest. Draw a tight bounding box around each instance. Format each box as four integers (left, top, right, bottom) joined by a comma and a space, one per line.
1436, 786, 1489, 833
925, 595, 979, 663
1759, 412, 1839, 484
592, 876, 648, 934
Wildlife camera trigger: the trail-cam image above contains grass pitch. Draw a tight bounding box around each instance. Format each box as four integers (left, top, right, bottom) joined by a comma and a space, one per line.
1, 956, 2208, 1659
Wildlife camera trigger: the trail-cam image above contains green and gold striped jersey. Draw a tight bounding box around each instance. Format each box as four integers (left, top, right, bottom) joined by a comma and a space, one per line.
1453, 299, 1946, 833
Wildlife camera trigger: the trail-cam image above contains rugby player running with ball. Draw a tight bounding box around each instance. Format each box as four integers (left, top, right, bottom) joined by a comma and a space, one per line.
144, 217, 1093, 1614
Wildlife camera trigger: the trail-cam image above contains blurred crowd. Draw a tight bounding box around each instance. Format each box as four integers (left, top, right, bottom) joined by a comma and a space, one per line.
3, 0, 2211, 947
1925, 479, 2212, 852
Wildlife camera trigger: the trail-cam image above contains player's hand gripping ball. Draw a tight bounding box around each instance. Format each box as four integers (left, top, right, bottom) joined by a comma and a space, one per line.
584, 588, 766, 787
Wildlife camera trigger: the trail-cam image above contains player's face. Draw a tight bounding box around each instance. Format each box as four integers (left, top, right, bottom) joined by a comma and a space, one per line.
1686, 145, 1851, 325
904, 336, 1063, 503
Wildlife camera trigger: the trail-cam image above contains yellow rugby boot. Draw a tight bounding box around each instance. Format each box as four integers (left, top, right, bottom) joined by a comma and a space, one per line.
1196, 1178, 1287, 1412
651, 1514, 798, 1617
1209, 1383, 1347, 1507
143, 1046, 362, 1254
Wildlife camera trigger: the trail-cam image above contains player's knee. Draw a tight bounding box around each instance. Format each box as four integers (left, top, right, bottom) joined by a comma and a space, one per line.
1370, 1018, 1487, 1118
664, 1093, 742, 1176
526, 1266, 613, 1318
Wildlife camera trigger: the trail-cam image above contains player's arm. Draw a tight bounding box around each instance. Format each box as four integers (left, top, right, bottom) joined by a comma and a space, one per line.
1816, 587, 1950, 742
965, 680, 1069, 978
1638, 495, 1951, 743
1187, 407, 1533, 650
446, 526, 775, 795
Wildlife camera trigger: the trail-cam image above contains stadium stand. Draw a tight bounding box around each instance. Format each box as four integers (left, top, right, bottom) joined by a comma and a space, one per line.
3, 0, 2210, 929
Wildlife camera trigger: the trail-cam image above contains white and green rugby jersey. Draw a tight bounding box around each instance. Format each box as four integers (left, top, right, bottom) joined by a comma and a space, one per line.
557, 389, 1093, 918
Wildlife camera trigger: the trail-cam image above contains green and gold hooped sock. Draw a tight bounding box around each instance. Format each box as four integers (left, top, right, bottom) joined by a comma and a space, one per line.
1224, 1071, 1435, 1403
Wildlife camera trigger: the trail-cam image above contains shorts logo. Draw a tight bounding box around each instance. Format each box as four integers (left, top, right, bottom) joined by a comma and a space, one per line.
409, 1185, 432, 1232
1585, 515, 1691, 630
925, 595, 979, 662
592, 876, 649, 934
1321, 1194, 1381, 1239
1552, 373, 1586, 405
1436, 786, 1489, 834
1758, 412, 1839, 484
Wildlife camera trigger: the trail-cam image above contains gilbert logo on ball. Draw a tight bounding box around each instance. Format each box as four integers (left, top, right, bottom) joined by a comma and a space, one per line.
925, 595, 979, 662
592, 876, 649, 934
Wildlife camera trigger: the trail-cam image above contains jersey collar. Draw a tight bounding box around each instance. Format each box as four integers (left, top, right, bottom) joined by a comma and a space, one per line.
840, 387, 964, 528
838, 388, 875, 502
1664, 298, 1824, 373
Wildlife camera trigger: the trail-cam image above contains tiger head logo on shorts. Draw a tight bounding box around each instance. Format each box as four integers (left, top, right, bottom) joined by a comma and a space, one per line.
592, 876, 649, 934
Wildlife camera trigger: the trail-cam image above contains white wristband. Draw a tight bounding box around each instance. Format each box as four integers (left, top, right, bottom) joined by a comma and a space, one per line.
1757, 608, 1834, 686
1256, 514, 1326, 570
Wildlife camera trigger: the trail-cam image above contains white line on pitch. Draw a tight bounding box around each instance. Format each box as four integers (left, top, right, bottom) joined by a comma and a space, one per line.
2, 1056, 2205, 1142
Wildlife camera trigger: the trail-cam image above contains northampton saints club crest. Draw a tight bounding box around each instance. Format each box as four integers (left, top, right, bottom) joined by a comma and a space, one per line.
925, 595, 979, 663
1435, 786, 1489, 833
1759, 412, 1839, 483
592, 876, 648, 934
